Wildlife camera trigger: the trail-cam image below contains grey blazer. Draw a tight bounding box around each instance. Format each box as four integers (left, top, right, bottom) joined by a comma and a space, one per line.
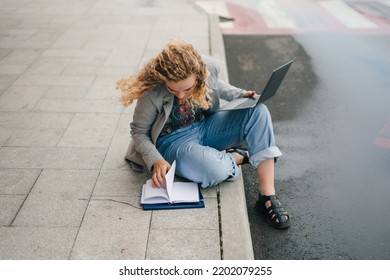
125, 56, 246, 171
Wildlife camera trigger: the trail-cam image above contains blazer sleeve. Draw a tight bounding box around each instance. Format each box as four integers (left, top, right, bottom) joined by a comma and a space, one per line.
203, 56, 246, 101
130, 93, 165, 170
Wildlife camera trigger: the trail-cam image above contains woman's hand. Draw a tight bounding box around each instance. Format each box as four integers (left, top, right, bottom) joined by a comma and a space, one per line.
243, 91, 257, 98
152, 159, 171, 188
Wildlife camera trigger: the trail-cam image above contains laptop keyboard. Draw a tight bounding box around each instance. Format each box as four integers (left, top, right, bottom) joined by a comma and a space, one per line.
234, 97, 258, 109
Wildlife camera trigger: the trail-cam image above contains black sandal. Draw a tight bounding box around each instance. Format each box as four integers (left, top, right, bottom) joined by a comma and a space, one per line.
255, 195, 290, 229
227, 147, 250, 165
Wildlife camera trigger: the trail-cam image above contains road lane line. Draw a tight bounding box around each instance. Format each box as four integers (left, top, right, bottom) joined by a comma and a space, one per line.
319, 0, 378, 28
256, 0, 297, 29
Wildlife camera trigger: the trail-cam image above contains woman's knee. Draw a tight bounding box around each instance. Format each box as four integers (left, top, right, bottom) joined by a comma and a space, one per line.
175, 149, 237, 187
253, 103, 271, 119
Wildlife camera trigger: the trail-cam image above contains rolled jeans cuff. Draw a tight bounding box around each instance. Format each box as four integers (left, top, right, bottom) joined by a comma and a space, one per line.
250, 146, 282, 169
225, 153, 241, 182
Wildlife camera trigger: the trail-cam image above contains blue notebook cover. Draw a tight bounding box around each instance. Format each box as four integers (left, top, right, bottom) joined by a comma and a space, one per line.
142, 189, 204, 211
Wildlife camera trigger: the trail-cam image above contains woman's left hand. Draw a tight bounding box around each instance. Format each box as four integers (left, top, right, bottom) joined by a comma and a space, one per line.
243, 91, 257, 98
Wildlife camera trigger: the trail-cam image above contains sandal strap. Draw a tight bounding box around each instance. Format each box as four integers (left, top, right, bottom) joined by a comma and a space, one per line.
227, 147, 250, 165
262, 195, 289, 223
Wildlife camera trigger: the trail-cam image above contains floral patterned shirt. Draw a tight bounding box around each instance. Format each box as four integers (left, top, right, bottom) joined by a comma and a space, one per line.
160, 97, 205, 136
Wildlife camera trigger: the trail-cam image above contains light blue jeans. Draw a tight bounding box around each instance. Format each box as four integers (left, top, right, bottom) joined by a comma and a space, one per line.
156, 103, 282, 188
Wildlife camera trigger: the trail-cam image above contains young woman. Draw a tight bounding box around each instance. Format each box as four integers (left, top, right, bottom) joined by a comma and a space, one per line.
117, 40, 290, 229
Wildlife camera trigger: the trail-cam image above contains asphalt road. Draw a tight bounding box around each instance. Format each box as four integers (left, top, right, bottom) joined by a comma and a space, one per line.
224, 34, 390, 260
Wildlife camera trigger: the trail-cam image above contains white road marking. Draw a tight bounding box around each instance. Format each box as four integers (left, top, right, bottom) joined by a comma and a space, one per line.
256, 0, 297, 29
319, 0, 378, 28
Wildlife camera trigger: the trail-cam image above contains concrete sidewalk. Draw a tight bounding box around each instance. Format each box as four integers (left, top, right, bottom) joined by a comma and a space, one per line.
0, 0, 253, 260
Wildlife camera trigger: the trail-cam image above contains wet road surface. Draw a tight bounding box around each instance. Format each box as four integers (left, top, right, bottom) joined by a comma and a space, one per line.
224, 34, 390, 260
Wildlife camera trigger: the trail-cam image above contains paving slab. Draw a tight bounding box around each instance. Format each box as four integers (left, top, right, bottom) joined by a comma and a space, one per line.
151, 198, 219, 231
92, 169, 149, 197
0, 227, 79, 260
57, 113, 120, 148
70, 197, 150, 260
5, 128, 64, 147
34, 98, 122, 113
0, 86, 48, 111
146, 228, 221, 260
0, 112, 73, 129
0, 195, 25, 226
43, 86, 89, 99
12, 169, 99, 227
0, 0, 254, 261
0, 147, 106, 169
0, 169, 41, 195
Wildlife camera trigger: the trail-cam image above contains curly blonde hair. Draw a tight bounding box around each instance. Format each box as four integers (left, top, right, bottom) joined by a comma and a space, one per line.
117, 40, 212, 109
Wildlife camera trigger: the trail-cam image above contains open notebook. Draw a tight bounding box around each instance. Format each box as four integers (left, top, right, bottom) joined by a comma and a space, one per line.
140, 161, 204, 210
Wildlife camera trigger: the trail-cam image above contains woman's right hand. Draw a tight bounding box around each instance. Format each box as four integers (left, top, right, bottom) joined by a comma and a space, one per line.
152, 159, 171, 188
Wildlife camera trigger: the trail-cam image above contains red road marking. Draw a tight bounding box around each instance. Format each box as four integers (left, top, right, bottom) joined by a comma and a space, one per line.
374, 121, 390, 149
219, 0, 390, 35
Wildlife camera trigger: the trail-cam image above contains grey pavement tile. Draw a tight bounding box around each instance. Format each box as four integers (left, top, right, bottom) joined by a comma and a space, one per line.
0, 84, 7, 94
57, 113, 120, 148
61, 64, 99, 76
0, 147, 106, 169
42, 49, 111, 60
0, 112, 73, 128
0, 49, 12, 61
104, 48, 144, 67
201, 185, 218, 198
93, 169, 149, 197
138, 49, 161, 68
13, 169, 99, 227
0, 169, 41, 195
0, 0, 236, 261
0, 128, 13, 147
34, 98, 122, 113
121, 102, 136, 115
119, 27, 151, 47
0, 74, 19, 89
5, 128, 63, 147
51, 30, 93, 49
0, 227, 78, 260
0, 64, 28, 75
101, 131, 132, 170
14, 74, 95, 87
127, 15, 159, 26
146, 35, 180, 51
0, 85, 48, 111
178, 35, 209, 50
71, 18, 102, 29
151, 198, 219, 230
94, 24, 126, 41
85, 76, 119, 99
0, 49, 42, 65
17, 1, 91, 15
146, 228, 221, 260
0, 195, 25, 226
0, 28, 33, 41
95, 65, 135, 77
44, 86, 89, 99
136, 7, 162, 16
68, 56, 107, 66
16, 40, 54, 49
26, 31, 62, 48
116, 113, 133, 133
25, 58, 69, 75
70, 197, 150, 260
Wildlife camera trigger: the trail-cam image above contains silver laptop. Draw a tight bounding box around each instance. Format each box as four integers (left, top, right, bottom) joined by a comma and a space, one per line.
217, 60, 293, 111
